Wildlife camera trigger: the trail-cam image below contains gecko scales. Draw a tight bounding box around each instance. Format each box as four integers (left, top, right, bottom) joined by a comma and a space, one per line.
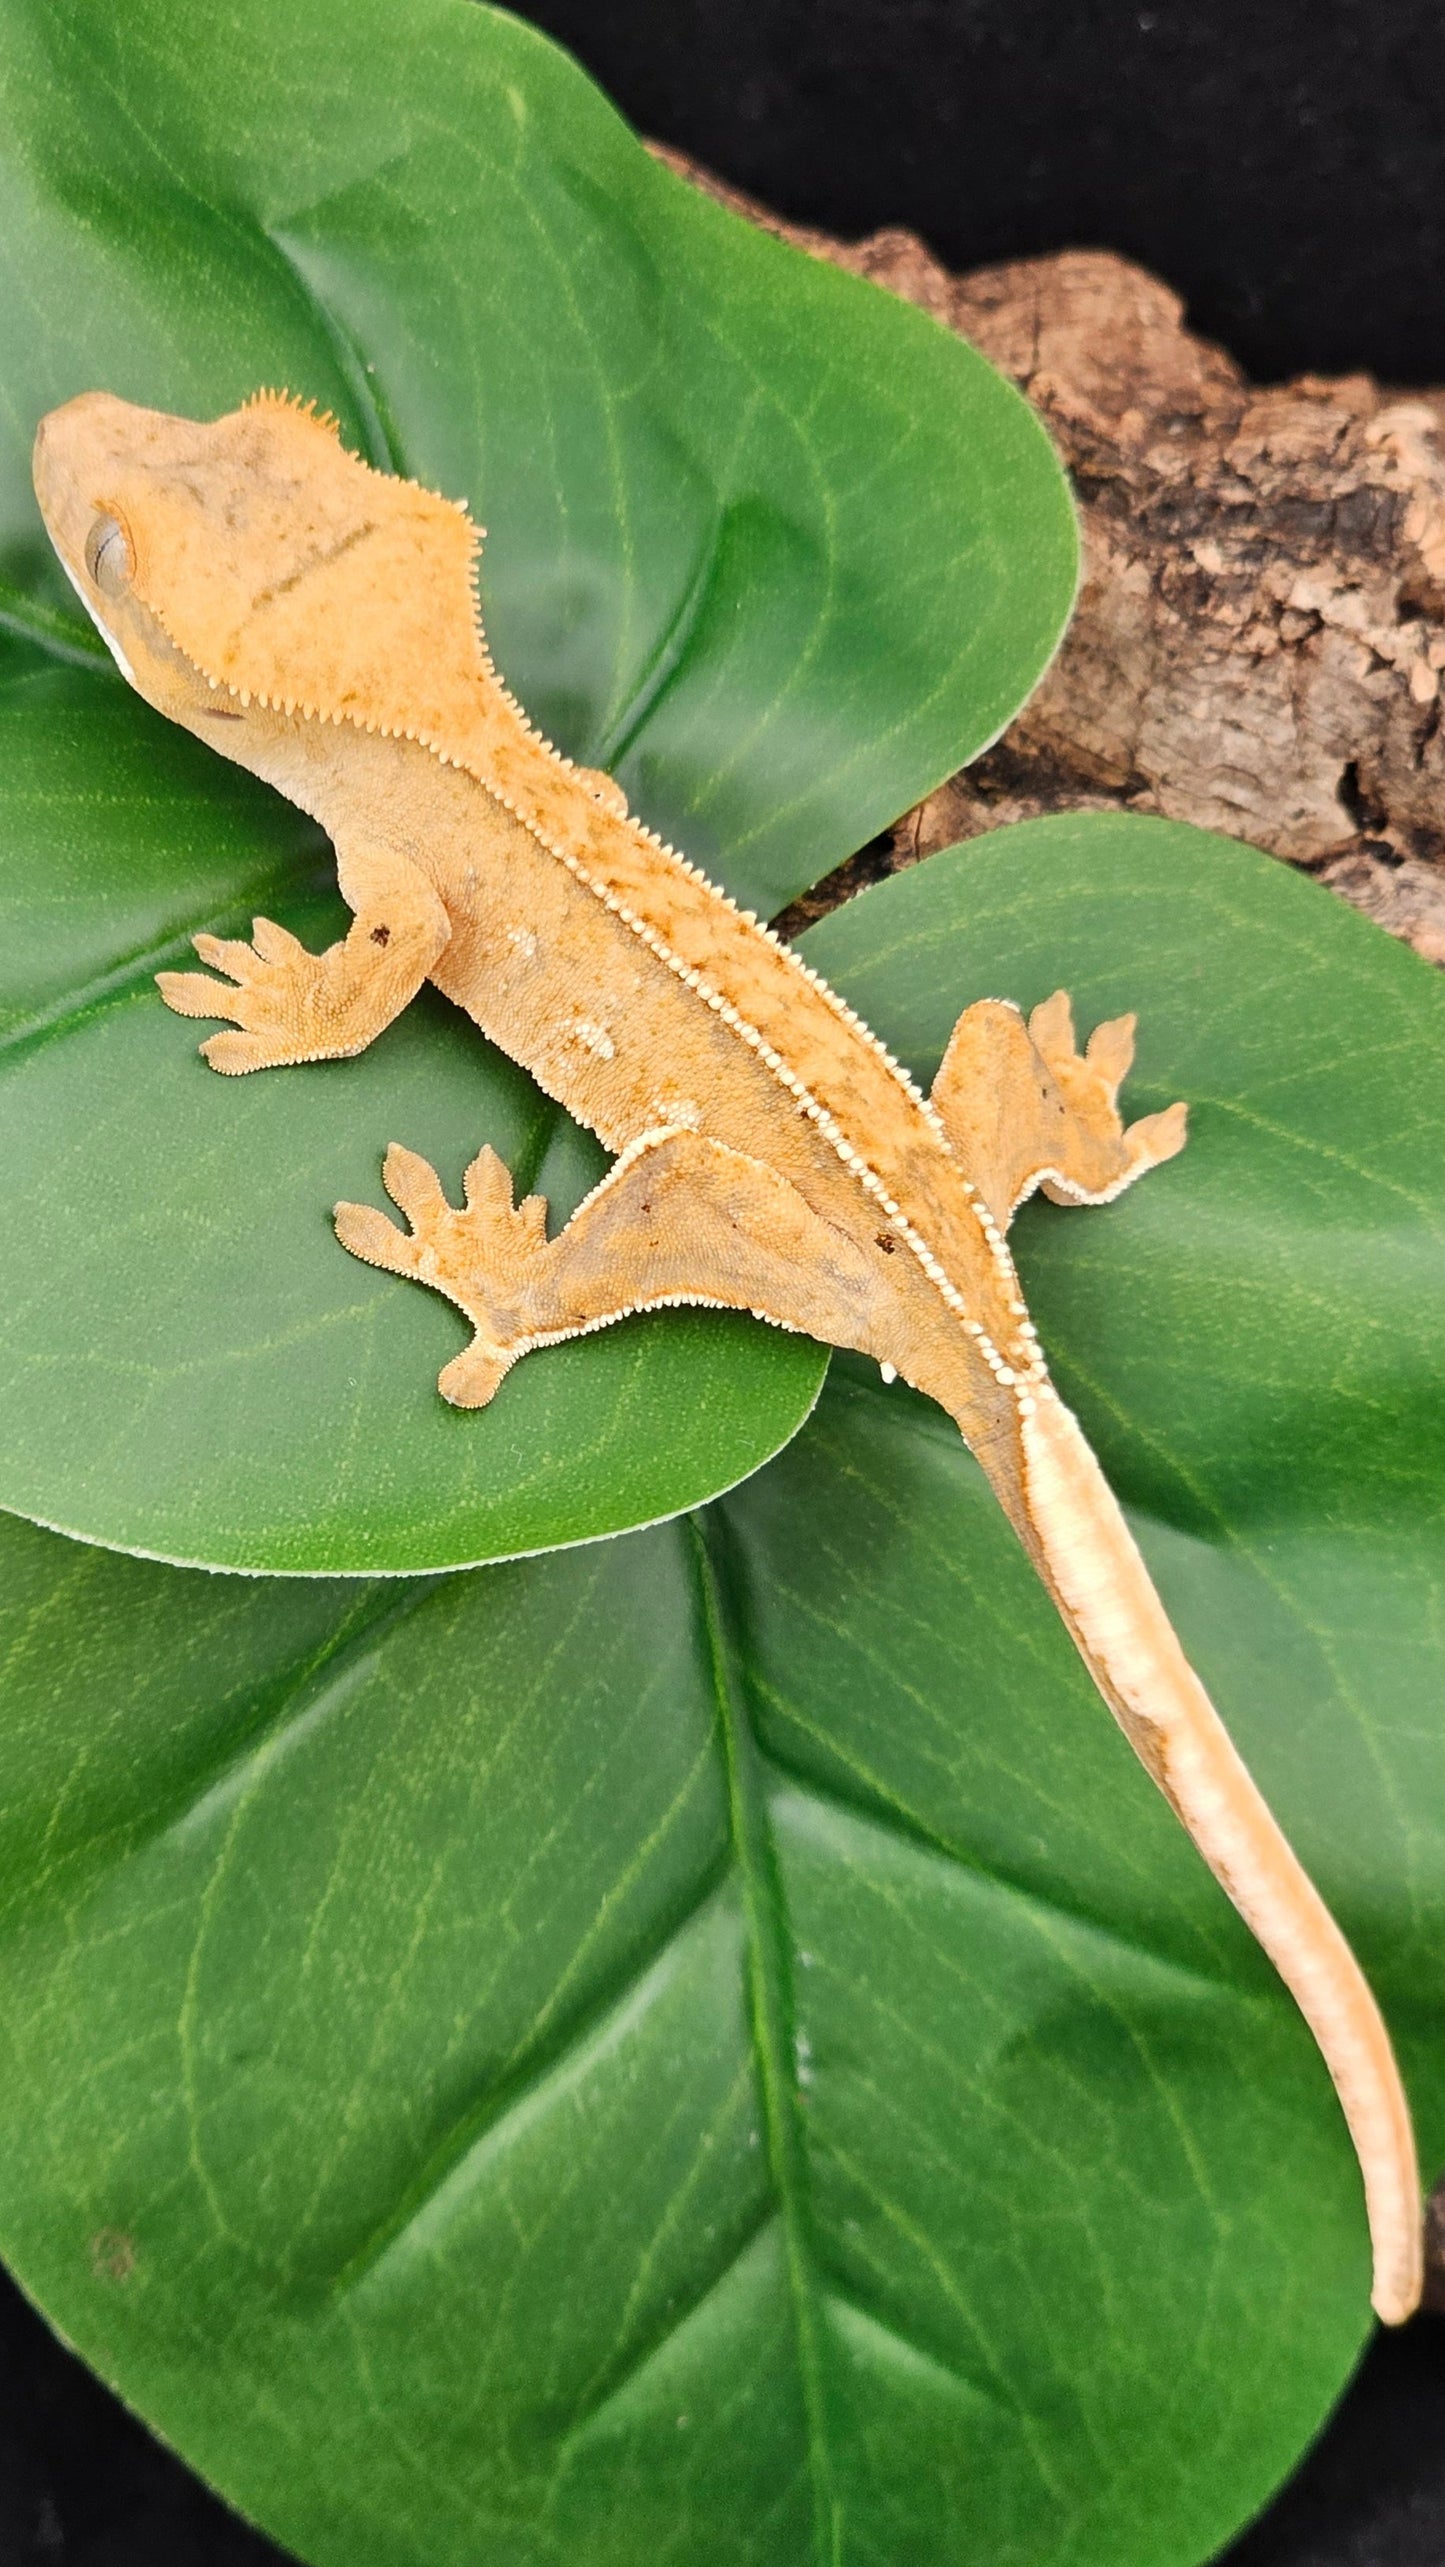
33, 388, 1423, 2323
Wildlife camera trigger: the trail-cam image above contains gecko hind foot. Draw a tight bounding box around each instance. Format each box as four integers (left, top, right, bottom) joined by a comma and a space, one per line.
334, 1142, 549, 1407
335, 1123, 894, 1412
931, 988, 1187, 1228
1026, 991, 1188, 1205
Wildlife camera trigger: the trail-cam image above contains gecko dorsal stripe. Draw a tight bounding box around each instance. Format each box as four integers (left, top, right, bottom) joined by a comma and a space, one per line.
32, 386, 1422, 2323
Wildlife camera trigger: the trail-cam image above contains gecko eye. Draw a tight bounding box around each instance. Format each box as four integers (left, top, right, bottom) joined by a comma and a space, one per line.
84, 514, 132, 598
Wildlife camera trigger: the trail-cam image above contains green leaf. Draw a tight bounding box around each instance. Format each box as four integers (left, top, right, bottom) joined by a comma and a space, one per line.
0, 662, 826, 1571
0, 0, 1075, 901
0, 815, 1440, 2567
0, 0, 1074, 1573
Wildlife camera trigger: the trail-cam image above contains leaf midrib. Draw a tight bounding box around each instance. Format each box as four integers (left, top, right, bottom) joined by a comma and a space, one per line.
690, 1512, 842, 2567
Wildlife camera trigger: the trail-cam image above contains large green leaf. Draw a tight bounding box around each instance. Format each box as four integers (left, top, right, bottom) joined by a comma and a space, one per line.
0, 0, 1074, 1574
0, 816, 1440, 2567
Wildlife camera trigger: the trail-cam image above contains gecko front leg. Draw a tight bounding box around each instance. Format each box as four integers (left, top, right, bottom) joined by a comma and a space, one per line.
157, 836, 450, 1073
335, 1130, 888, 1407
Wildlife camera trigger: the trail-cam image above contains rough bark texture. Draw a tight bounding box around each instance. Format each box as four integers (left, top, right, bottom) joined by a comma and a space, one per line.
656, 145, 1445, 965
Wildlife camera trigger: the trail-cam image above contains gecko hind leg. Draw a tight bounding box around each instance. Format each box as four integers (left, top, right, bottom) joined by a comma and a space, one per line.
334, 1129, 885, 1406
931, 989, 1187, 1231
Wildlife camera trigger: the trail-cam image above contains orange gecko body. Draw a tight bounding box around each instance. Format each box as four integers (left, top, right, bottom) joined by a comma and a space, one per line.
33, 389, 1422, 2322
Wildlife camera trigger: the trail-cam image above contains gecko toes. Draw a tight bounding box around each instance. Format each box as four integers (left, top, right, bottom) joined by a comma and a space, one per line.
382, 1143, 449, 1224
1125, 1100, 1188, 1170
156, 968, 245, 1021
1084, 1011, 1138, 1096
191, 932, 257, 979
1027, 990, 1076, 1060
199, 1028, 278, 1073
250, 916, 307, 964
333, 1199, 416, 1273
438, 1341, 512, 1408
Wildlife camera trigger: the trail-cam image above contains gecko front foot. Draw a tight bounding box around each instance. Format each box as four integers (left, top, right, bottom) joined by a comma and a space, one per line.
158, 918, 350, 1072
334, 1143, 550, 1406
158, 883, 448, 1073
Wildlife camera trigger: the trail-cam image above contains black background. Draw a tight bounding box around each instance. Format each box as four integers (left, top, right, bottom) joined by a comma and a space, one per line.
530, 0, 1445, 386
5, 1, 1445, 2559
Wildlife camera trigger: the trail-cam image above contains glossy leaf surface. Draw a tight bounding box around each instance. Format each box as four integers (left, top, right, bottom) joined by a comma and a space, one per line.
0, 817, 1440, 2567
0, 0, 1074, 1572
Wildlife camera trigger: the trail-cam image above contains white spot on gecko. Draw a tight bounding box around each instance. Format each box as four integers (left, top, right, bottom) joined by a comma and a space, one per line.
570, 1016, 615, 1060
649, 1093, 702, 1130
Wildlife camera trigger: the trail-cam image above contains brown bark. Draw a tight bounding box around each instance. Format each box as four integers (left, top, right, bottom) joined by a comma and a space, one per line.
655, 146, 1445, 965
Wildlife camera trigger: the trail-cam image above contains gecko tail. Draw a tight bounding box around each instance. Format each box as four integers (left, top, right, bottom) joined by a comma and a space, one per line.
1012, 1382, 1422, 2326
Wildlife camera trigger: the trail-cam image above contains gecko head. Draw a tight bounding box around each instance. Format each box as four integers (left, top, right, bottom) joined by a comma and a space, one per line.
32, 389, 484, 751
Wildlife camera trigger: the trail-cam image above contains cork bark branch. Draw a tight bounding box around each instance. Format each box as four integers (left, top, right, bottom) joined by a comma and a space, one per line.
657, 145, 1445, 966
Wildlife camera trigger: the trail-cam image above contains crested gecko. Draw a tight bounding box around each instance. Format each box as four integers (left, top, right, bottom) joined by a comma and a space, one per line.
33, 388, 1422, 2323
